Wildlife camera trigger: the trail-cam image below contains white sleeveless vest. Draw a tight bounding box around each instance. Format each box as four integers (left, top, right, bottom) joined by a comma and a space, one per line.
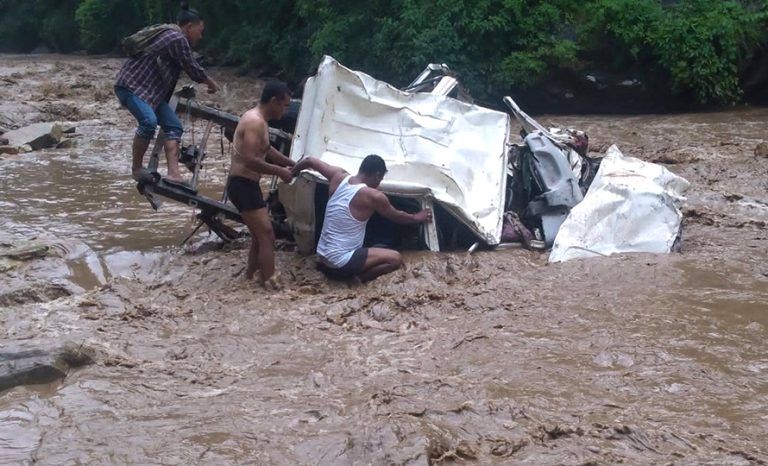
316, 176, 368, 267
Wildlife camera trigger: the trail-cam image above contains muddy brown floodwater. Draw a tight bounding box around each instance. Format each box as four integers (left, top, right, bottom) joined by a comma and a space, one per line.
1, 55, 767, 465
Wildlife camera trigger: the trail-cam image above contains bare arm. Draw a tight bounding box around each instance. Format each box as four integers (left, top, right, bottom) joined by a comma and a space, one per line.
370, 191, 432, 224
292, 156, 348, 185
266, 146, 295, 167
239, 119, 292, 181
168, 36, 211, 86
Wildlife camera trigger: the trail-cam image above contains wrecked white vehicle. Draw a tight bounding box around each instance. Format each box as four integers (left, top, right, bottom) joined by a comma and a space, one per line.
147, 55, 687, 262
549, 145, 689, 262
280, 56, 511, 253
279, 56, 615, 256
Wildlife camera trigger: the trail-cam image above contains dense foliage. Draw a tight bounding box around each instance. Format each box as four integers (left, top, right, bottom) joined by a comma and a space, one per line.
1, 0, 766, 106
579, 0, 768, 103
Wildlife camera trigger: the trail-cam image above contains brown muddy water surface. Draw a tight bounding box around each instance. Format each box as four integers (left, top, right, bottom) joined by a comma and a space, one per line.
1, 55, 768, 465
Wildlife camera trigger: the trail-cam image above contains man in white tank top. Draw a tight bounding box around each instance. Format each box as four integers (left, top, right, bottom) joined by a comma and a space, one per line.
291, 155, 432, 282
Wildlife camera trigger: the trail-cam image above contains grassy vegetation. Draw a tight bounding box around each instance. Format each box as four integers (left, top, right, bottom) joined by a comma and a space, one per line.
1, 0, 766, 106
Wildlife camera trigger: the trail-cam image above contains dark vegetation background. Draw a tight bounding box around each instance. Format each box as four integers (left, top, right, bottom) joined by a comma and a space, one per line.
2, 0, 768, 112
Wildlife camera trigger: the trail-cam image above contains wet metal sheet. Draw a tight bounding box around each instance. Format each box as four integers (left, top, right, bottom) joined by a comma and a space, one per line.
289, 56, 511, 245
549, 145, 690, 262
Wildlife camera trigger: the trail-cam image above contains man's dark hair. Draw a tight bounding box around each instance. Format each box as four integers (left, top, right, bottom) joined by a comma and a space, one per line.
359, 154, 388, 175
293, 76, 310, 99
260, 80, 291, 104
177, 2, 202, 26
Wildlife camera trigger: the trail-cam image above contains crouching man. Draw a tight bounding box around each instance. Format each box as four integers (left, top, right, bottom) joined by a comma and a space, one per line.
291, 155, 432, 282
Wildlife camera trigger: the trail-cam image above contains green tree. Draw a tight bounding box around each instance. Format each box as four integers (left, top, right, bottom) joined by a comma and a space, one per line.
75, 0, 143, 53
579, 0, 767, 104
1, 0, 767, 107
193, 0, 312, 79
654, 0, 765, 104
295, 0, 581, 103
0, 0, 40, 53
35, 0, 82, 53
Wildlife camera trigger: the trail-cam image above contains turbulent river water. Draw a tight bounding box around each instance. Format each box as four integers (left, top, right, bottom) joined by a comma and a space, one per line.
1, 55, 767, 465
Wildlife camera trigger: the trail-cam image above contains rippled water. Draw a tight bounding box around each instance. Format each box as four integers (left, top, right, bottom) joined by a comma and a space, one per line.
0, 125, 229, 251
1, 55, 768, 465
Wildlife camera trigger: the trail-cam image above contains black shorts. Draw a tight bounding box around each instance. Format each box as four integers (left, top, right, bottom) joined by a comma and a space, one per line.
318, 248, 369, 280
227, 176, 266, 212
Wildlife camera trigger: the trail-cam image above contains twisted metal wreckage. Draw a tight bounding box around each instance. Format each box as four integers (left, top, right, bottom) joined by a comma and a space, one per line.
136, 56, 689, 262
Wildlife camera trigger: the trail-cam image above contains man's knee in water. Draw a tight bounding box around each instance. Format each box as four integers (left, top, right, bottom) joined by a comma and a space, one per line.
248, 210, 275, 242
375, 249, 402, 271
389, 251, 403, 269
256, 227, 275, 245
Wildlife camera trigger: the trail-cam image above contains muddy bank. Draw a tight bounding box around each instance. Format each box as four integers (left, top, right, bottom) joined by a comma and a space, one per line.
1, 55, 768, 465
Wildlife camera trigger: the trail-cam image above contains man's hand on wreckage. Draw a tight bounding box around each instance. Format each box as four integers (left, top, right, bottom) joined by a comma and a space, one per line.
278, 167, 294, 184
290, 156, 312, 176
414, 208, 433, 223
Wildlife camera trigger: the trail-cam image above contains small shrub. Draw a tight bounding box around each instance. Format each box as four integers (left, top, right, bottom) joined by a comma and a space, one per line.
654, 0, 765, 104
0, 2, 40, 52
38, 81, 71, 99
75, 0, 143, 53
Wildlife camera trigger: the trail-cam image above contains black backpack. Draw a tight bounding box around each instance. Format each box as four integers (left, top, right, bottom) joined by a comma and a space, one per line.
121, 24, 180, 58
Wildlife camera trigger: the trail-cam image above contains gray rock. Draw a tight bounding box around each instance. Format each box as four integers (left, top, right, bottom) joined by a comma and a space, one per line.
0, 240, 54, 260
3, 122, 63, 150
754, 142, 768, 158
18, 144, 33, 153
0, 136, 7, 145
325, 298, 361, 324
0, 238, 68, 275
0, 282, 72, 307
0, 145, 19, 155
56, 138, 77, 149
0, 342, 94, 392
369, 302, 394, 322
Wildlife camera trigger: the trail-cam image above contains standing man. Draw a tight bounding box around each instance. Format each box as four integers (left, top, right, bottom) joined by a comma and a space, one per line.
227, 80, 295, 288
114, 2, 219, 182
291, 155, 433, 282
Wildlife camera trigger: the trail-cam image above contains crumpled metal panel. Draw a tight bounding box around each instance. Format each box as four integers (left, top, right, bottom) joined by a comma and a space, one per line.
549, 145, 690, 262
289, 56, 511, 245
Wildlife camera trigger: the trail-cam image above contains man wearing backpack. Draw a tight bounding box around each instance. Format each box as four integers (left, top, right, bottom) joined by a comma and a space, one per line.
114, 2, 218, 183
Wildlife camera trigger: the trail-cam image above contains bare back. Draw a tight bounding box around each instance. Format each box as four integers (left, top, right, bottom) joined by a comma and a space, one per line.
230, 108, 270, 181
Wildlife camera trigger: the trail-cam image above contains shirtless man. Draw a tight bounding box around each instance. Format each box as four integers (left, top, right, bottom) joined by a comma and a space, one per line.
227, 80, 295, 287
291, 155, 432, 282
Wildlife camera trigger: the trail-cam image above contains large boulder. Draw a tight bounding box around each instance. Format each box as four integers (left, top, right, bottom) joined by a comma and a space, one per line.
2, 122, 63, 151
754, 142, 768, 158
0, 240, 55, 261
0, 145, 18, 155
0, 343, 94, 392
56, 138, 77, 149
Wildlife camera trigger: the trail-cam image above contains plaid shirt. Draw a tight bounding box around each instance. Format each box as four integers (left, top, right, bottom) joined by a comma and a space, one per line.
115, 29, 208, 108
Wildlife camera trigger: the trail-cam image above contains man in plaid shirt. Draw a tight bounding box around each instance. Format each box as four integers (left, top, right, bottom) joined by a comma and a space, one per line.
114, 4, 218, 182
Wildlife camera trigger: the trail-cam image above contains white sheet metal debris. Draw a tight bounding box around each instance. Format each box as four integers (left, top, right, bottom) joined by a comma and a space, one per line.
285, 56, 511, 251
279, 56, 689, 261
549, 145, 690, 263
